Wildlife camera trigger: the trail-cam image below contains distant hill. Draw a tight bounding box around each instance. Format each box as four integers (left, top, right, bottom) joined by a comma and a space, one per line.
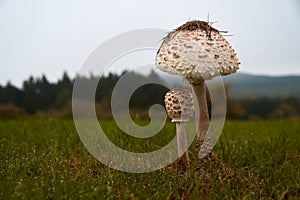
223, 73, 300, 99
157, 72, 300, 99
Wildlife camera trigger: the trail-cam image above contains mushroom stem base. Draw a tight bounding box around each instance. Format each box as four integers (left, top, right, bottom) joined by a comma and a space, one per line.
192, 81, 211, 158
176, 122, 190, 168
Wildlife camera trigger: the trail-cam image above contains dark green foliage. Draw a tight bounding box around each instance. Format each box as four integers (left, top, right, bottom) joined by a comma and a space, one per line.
1, 72, 300, 119
22, 75, 57, 113
0, 82, 23, 106
0, 71, 170, 116
129, 83, 169, 109
227, 97, 300, 119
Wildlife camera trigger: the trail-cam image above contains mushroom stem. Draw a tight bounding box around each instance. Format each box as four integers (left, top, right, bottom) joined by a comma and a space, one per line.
176, 122, 189, 168
192, 81, 210, 157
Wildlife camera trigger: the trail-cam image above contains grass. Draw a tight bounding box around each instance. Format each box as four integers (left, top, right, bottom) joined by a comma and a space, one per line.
0, 119, 299, 199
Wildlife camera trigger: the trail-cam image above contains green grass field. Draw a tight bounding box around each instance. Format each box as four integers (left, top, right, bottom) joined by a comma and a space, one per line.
1, 119, 299, 199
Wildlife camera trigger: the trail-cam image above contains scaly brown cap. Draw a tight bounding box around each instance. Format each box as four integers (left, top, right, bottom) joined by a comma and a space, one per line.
164, 88, 194, 122
156, 20, 240, 84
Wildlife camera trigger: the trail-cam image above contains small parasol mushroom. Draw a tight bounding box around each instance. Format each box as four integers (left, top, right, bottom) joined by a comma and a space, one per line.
164, 88, 194, 168
156, 20, 240, 159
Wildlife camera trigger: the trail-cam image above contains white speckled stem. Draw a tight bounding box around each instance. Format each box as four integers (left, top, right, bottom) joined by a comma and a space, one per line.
192, 81, 210, 156
176, 122, 189, 168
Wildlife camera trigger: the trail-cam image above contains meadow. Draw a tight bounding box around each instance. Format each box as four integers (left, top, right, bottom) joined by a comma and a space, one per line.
0, 119, 299, 199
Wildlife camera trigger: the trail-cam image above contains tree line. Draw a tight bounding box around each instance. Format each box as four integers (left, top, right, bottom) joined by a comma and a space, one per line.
0, 71, 299, 119
0, 72, 73, 114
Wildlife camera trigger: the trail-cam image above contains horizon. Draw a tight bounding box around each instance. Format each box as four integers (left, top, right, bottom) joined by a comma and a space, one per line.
2, 69, 300, 89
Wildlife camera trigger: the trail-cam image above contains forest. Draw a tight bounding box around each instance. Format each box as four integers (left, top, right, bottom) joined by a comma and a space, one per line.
0, 71, 299, 120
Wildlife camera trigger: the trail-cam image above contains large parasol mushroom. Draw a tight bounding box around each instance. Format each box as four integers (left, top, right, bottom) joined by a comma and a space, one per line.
164, 88, 193, 168
156, 20, 240, 159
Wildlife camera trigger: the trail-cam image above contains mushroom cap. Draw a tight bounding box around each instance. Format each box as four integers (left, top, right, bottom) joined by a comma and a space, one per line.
156, 20, 240, 84
164, 88, 194, 122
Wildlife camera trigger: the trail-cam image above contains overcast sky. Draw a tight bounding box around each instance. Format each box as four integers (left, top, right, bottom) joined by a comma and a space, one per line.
0, 0, 300, 87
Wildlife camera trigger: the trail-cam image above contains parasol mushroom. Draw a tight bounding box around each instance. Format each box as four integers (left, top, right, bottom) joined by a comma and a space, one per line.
156, 20, 240, 159
164, 88, 194, 168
